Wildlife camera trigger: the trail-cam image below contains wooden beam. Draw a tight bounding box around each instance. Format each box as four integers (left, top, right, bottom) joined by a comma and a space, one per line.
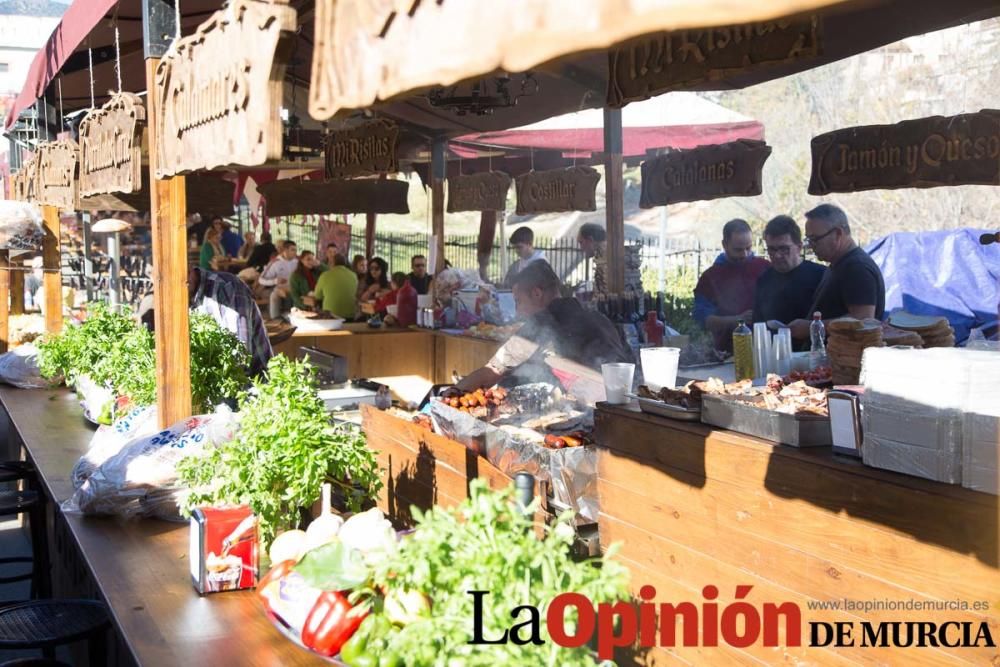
365, 212, 376, 259
0, 251, 8, 353
476, 210, 497, 282
147, 56, 192, 428
42, 205, 62, 334
603, 107, 625, 294
9, 266, 23, 316
431, 138, 446, 274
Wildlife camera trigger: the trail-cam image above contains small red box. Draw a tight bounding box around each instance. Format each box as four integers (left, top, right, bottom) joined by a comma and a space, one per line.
189, 506, 259, 594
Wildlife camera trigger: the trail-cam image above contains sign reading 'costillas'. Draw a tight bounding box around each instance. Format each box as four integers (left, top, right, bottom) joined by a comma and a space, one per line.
640, 140, 772, 208
79, 93, 145, 197
155, 0, 296, 178
808, 110, 1000, 194
608, 17, 821, 107
324, 119, 398, 180
515, 167, 600, 215
448, 172, 512, 212
36, 140, 80, 210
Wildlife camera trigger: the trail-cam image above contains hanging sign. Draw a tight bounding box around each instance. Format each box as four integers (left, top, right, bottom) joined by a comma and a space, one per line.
515, 167, 600, 215
608, 17, 821, 107
78, 93, 145, 197
11, 155, 38, 203
808, 109, 1000, 195
447, 171, 512, 212
259, 178, 409, 216
324, 119, 399, 180
36, 139, 80, 210
154, 0, 297, 178
640, 140, 772, 207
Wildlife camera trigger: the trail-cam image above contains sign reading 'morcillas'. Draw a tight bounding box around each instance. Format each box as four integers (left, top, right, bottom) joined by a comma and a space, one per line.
36, 139, 80, 210
515, 167, 600, 215
808, 110, 1000, 195
324, 119, 398, 180
154, 0, 296, 178
79, 93, 145, 197
640, 140, 772, 208
448, 172, 512, 212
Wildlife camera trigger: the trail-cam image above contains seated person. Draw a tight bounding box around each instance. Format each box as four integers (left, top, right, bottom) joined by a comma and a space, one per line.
693, 218, 770, 352
374, 272, 408, 314
455, 261, 632, 392
313, 253, 359, 320
752, 215, 827, 350
359, 257, 391, 303
245, 232, 278, 273
199, 226, 229, 271
406, 254, 433, 295
260, 241, 300, 319
289, 250, 325, 311
787, 203, 886, 340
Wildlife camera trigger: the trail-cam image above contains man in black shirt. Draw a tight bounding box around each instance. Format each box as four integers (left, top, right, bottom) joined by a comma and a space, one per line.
245, 231, 278, 272
787, 204, 885, 341
406, 254, 433, 295
752, 215, 826, 346
454, 261, 631, 391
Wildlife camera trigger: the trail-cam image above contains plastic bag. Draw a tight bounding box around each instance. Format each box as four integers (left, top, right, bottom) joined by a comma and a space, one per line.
0, 201, 43, 250
74, 374, 115, 424
71, 404, 161, 489
0, 344, 48, 389
63, 405, 240, 520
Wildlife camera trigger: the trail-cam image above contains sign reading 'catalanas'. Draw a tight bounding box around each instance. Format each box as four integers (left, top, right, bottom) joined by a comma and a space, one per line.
155, 0, 296, 178
809, 110, 1000, 195
448, 172, 512, 212
36, 140, 80, 210
515, 167, 600, 215
609, 17, 821, 107
640, 140, 772, 207
324, 119, 398, 180
79, 93, 145, 197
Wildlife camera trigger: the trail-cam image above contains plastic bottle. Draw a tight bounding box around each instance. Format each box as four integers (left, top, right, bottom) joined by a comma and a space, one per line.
643, 311, 665, 346
733, 320, 754, 381
809, 311, 828, 370
395, 280, 418, 327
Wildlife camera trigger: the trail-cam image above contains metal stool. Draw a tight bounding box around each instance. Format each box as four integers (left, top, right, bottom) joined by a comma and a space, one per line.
0, 600, 109, 664
0, 463, 49, 600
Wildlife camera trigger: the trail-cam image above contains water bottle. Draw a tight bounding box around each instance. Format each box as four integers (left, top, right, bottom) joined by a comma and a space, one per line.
809, 312, 828, 370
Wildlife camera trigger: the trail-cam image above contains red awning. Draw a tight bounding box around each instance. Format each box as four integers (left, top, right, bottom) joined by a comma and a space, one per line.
4, 0, 120, 130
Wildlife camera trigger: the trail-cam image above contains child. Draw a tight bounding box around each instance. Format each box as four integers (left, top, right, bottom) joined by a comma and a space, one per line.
375, 272, 408, 314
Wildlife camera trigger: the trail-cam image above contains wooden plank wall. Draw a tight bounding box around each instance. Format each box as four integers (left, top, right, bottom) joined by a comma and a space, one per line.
433, 334, 500, 384
594, 406, 999, 666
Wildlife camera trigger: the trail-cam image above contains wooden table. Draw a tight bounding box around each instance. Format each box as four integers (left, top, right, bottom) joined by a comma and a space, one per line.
0, 387, 325, 667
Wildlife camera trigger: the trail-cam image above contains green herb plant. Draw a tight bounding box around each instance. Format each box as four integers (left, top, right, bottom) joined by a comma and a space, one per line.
188, 312, 250, 412
37, 301, 137, 388
362, 480, 631, 666
177, 355, 382, 550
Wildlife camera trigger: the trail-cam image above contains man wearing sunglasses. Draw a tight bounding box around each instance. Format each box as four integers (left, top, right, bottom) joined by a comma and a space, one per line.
752, 215, 826, 349
786, 203, 885, 340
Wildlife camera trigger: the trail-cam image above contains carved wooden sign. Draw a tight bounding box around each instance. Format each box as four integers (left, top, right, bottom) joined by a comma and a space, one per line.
259, 179, 409, 216
324, 119, 398, 180
154, 0, 297, 178
36, 140, 79, 210
78, 93, 145, 197
640, 140, 772, 207
448, 171, 512, 212
609, 17, 821, 107
11, 155, 38, 203
515, 167, 600, 215
808, 110, 1000, 195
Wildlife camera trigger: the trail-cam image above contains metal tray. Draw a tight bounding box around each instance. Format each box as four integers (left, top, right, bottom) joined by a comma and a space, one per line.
700, 394, 831, 447
632, 396, 702, 422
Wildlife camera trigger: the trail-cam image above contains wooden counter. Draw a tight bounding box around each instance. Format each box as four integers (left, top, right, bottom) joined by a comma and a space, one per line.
0, 387, 325, 667
594, 403, 999, 666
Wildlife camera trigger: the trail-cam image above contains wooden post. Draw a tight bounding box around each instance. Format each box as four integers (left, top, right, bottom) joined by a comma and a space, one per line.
603, 107, 625, 295
431, 138, 446, 274
144, 1, 192, 427
477, 210, 498, 282
365, 214, 376, 259
41, 205, 62, 334
9, 265, 23, 315
0, 251, 8, 353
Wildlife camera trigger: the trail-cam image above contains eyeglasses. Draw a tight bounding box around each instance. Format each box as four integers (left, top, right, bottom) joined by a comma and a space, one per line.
766, 245, 795, 257
804, 228, 837, 247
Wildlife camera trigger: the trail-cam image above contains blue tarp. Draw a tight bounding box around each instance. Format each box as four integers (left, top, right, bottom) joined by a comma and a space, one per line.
866, 229, 1000, 343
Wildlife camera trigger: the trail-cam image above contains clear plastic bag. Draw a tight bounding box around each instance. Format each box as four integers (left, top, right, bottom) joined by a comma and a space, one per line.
0, 201, 43, 250
0, 344, 49, 389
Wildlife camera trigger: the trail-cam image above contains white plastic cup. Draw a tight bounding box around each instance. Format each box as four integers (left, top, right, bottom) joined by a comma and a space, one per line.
417, 294, 433, 308
601, 363, 635, 405
640, 347, 681, 391
752, 322, 771, 377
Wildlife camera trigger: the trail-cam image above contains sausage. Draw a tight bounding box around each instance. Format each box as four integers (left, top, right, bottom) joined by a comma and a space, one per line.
543, 434, 560, 447
561, 435, 582, 448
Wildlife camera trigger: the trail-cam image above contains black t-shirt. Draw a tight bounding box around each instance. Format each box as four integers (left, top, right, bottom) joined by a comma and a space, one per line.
753, 260, 827, 325
245, 242, 277, 272
810, 247, 886, 321
407, 272, 433, 295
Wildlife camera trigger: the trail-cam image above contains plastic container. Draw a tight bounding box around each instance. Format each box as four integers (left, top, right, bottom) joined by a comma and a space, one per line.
601, 363, 635, 405
640, 347, 680, 391
395, 280, 418, 327
733, 321, 753, 381
809, 312, 828, 369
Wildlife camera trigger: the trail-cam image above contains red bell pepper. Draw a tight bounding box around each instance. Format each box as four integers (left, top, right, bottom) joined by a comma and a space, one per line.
300, 590, 367, 656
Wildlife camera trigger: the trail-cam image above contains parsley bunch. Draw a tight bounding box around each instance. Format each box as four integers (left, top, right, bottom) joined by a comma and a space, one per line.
37, 301, 137, 388
177, 355, 382, 550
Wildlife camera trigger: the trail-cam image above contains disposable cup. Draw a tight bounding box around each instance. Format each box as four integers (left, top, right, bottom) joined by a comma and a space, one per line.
640, 347, 681, 391
601, 363, 635, 405
417, 295, 433, 308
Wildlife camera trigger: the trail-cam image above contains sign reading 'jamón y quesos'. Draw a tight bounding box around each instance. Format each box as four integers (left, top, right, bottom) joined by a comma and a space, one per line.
447, 172, 512, 212
324, 119, 398, 180
608, 17, 821, 107
515, 167, 601, 215
808, 110, 1000, 195
79, 93, 145, 197
154, 0, 296, 178
37, 139, 80, 210
640, 140, 772, 208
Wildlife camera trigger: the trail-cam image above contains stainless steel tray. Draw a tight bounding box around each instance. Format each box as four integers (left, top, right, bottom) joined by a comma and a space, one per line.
632, 396, 702, 422
700, 394, 831, 447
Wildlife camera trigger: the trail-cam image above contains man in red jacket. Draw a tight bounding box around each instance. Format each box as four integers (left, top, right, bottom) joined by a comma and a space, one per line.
693, 219, 770, 352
